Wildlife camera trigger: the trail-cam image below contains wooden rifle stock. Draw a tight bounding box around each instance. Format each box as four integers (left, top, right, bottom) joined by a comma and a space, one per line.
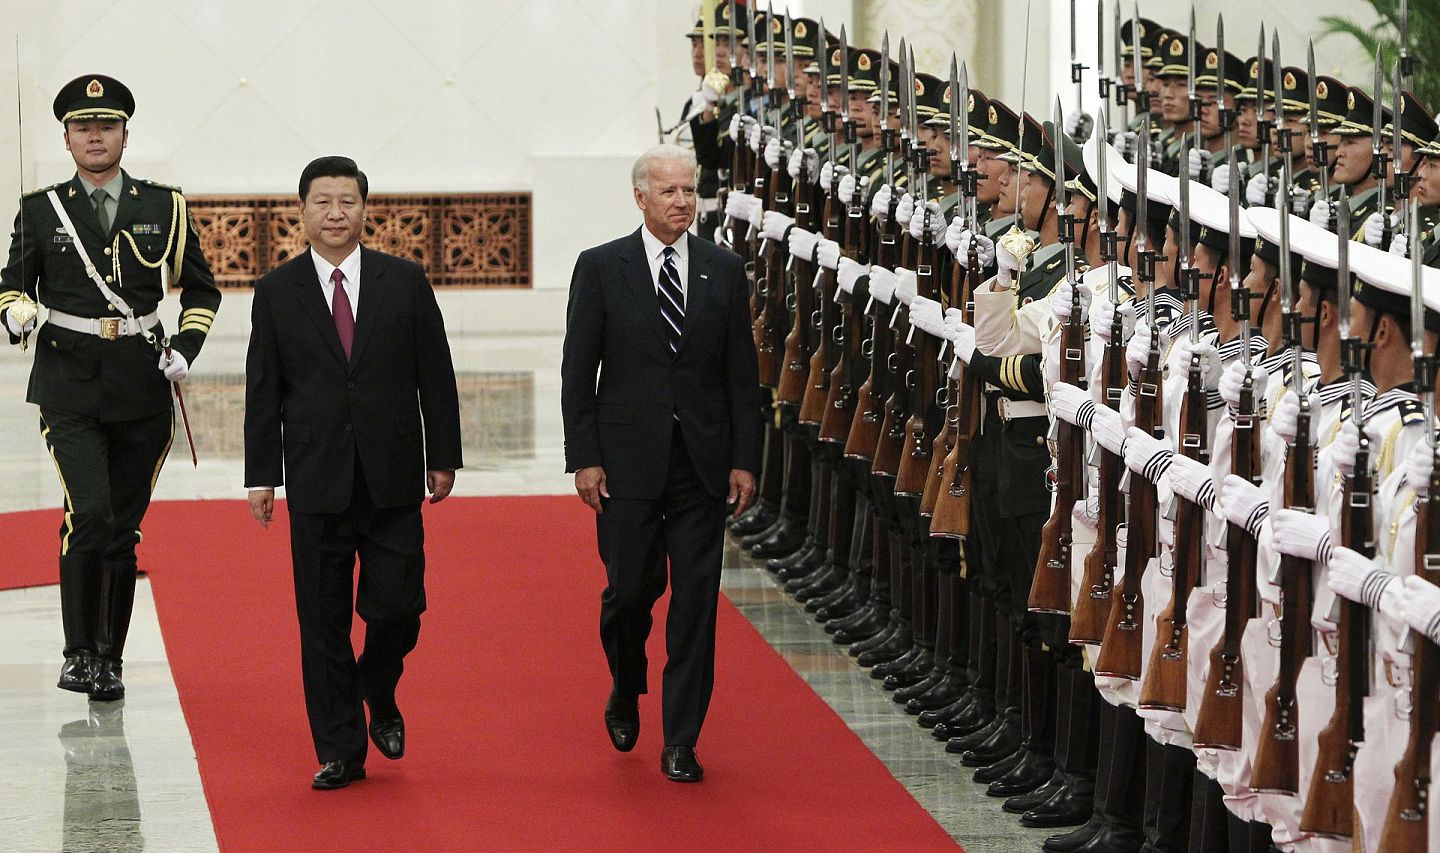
1029, 288, 1087, 614
1250, 405, 1316, 792
896, 230, 942, 496
754, 158, 791, 388
1300, 441, 1373, 840
1072, 325, 1127, 643
1095, 338, 1164, 680
1379, 459, 1440, 848
1193, 378, 1262, 749
814, 195, 866, 435
930, 256, 984, 538
797, 185, 846, 425
841, 194, 900, 460
1139, 353, 1208, 711
777, 168, 818, 405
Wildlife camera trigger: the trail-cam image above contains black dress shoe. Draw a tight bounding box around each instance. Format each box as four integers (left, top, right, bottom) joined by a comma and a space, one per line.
892, 669, 945, 704
905, 672, 967, 714
1021, 774, 1095, 828
728, 500, 777, 535
604, 690, 639, 752
749, 519, 807, 558
769, 542, 821, 574
368, 713, 405, 760
986, 750, 1054, 797
57, 651, 94, 694
971, 745, 1024, 782
661, 746, 704, 782
312, 759, 366, 790
881, 648, 934, 690
943, 714, 1003, 751
934, 693, 996, 739
1004, 769, 1066, 814
88, 657, 124, 702
957, 718, 1020, 763
1043, 815, 1105, 853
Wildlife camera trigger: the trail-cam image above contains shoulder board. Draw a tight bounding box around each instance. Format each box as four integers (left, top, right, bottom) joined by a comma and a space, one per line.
22, 181, 67, 199
1400, 399, 1426, 425
136, 178, 183, 193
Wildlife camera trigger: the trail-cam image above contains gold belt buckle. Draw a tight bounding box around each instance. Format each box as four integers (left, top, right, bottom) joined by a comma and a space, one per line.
97, 317, 122, 341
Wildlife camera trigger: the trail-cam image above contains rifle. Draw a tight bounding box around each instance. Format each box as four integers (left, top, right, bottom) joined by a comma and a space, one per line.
929, 241, 984, 538
872, 46, 916, 479
776, 14, 814, 406
1302, 42, 1372, 830
1380, 184, 1435, 852
1030, 97, 1085, 615
1097, 29, 1161, 680
898, 49, 943, 497
752, 8, 786, 386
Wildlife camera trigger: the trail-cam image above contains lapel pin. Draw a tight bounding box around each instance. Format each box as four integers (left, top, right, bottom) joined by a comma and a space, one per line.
67, 186, 76, 198
129, 185, 139, 196
700, 273, 709, 280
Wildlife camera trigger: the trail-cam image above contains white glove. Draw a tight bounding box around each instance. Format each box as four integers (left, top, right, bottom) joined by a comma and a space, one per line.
1065, 108, 1094, 143
893, 268, 918, 305
1363, 212, 1398, 248
868, 266, 897, 303
1175, 338, 1223, 390
1220, 474, 1270, 538
763, 136, 784, 170
894, 193, 916, 229
1267, 390, 1317, 447
760, 210, 795, 242
1168, 454, 1215, 510
1187, 148, 1211, 181
746, 121, 766, 153
1093, 297, 1135, 344
1308, 199, 1333, 228
787, 226, 819, 262
1049, 281, 1093, 324
1126, 320, 1161, 380
158, 349, 189, 382
1326, 420, 1372, 479
1270, 508, 1333, 564
1404, 436, 1436, 497
1390, 231, 1411, 258
815, 238, 841, 271
908, 295, 945, 336
1218, 361, 1268, 417
948, 322, 976, 363
724, 190, 757, 222
996, 240, 1022, 280
727, 114, 744, 142
951, 230, 996, 268
943, 306, 964, 332
1289, 186, 1313, 218
1210, 162, 1237, 195
838, 174, 867, 206
1327, 547, 1395, 608
837, 257, 865, 294
1073, 496, 1100, 530
1117, 130, 1139, 161
686, 89, 712, 120
1124, 426, 1173, 482
1245, 171, 1271, 206
787, 148, 819, 182
5, 307, 35, 337
818, 161, 845, 192
1091, 404, 1127, 456
1050, 381, 1098, 428
1401, 575, 1440, 645
871, 183, 894, 220
909, 201, 944, 242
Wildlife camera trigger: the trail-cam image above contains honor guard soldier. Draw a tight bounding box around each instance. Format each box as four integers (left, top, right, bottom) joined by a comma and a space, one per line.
685, 1, 747, 242
1359, 91, 1440, 253
1324, 86, 1390, 237
0, 75, 220, 701
1187, 46, 1248, 191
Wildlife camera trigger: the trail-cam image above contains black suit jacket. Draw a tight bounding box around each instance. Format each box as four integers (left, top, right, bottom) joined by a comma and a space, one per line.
561, 228, 760, 501
244, 247, 462, 514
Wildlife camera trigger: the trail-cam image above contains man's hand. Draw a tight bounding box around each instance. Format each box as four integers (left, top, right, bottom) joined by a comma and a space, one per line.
427, 469, 455, 504
727, 469, 756, 517
576, 465, 608, 513
158, 349, 189, 382
248, 488, 275, 529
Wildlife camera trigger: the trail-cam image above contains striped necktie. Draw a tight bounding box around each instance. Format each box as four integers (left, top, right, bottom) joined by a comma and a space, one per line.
657, 246, 685, 354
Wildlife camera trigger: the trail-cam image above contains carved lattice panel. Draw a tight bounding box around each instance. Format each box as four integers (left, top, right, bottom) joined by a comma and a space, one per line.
187, 193, 532, 289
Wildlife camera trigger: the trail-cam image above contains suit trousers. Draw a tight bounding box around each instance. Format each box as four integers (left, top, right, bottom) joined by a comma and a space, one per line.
288, 457, 425, 763
597, 423, 726, 748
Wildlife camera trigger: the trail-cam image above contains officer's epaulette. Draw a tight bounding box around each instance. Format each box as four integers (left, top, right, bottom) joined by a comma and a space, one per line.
22, 180, 67, 199
135, 178, 183, 193
1400, 399, 1427, 425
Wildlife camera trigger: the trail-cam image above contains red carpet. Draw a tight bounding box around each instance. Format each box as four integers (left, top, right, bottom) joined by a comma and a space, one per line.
100, 496, 961, 852
5, 509, 66, 589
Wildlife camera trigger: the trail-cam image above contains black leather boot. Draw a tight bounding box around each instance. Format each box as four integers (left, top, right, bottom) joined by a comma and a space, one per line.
904, 668, 967, 714
1189, 772, 1229, 853
829, 602, 881, 639
1137, 740, 1194, 853
57, 552, 104, 694
879, 644, 932, 689
811, 573, 863, 617
728, 497, 777, 535
986, 645, 1056, 797
959, 709, 1021, 766
1005, 768, 1066, 814
90, 559, 137, 701
857, 618, 913, 668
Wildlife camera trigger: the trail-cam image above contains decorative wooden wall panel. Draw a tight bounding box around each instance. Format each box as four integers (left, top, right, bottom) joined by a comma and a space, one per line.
188, 193, 532, 289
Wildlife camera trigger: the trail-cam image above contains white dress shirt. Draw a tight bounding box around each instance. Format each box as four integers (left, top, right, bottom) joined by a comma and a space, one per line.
640, 226, 688, 301
310, 245, 362, 319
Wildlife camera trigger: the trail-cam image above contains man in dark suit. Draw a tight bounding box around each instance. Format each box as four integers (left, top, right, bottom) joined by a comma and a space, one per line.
561, 144, 760, 782
243, 156, 462, 790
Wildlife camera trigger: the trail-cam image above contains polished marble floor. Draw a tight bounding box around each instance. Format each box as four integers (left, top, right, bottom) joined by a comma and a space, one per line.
0, 332, 1051, 851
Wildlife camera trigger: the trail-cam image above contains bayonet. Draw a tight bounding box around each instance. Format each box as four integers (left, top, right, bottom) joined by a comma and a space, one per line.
1308, 40, 1332, 222
898, 37, 911, 189
1374, 48, 1388, 230
1394, 58, 1407, 239
9, 38, 37, 351
1220, 14, 1248, 361
839, 24, 852, 178
1098, 0, 1111, 124
1056, 97, 1076, 289
1258, 25, 1270, 192
1274, 32, 1301, 394
1180, 132, 1196, 341
1071, 0, 1084, 114
1187, 7, 1199, 125
881, 32, 894, 187
1114, 1, 1127, 120
911, 45, 928, 205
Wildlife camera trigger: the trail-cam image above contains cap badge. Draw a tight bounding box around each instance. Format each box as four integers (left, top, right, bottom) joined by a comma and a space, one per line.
1348, 90, 1356, 110
1249, 60, 1260, 79
86, 79, 104, 98
1283, 71, 1296, 91
1316, 80, 1329, 99
794, 21, 807, 38
988, 105, 998, 124
1206, 51, 1218, 69
857, 53, 872, 71
1170, 38, 1184, 57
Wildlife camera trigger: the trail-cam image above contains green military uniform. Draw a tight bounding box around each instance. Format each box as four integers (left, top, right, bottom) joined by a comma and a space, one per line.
0, 75, 220, 701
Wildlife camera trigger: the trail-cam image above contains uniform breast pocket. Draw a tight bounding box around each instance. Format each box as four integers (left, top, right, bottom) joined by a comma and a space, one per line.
38, 328, 100, 382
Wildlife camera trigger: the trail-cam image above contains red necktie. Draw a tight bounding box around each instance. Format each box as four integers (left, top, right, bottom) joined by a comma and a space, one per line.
330, 267, 354, 359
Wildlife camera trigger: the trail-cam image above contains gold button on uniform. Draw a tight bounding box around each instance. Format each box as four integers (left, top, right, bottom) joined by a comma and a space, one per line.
1036, 436, 1045, 445
105, 275, 114, 283
103, 247, 111, 256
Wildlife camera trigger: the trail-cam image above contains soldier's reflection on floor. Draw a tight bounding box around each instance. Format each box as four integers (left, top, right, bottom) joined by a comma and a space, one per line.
59, 703, 143, 852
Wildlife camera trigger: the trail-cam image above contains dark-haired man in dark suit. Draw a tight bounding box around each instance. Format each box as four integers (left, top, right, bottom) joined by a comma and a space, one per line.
244, 156, 461, 790
561, 143, 760, 782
